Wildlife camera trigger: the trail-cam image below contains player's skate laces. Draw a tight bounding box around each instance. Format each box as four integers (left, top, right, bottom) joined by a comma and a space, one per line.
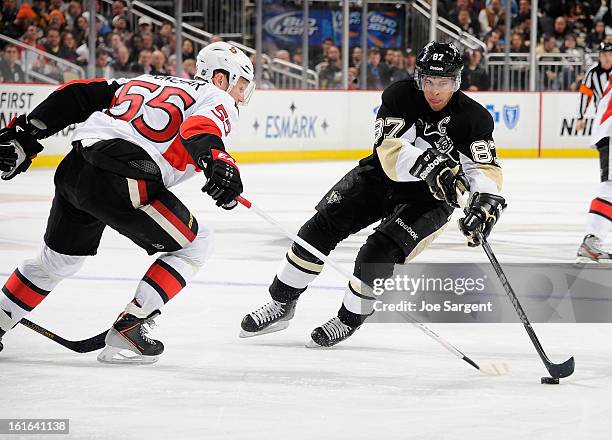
308, 316, 359, 348
577, 234, 612, 263
97, 310, 164, 364
239, 299, 297, 337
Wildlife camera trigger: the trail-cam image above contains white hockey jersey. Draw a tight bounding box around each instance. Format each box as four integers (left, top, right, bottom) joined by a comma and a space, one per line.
72, 75, 239, 188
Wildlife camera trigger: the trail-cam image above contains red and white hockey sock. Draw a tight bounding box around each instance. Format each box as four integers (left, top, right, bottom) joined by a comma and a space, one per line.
134, 255, 195, 313
586, 197, 612, 241
0, 246, 85, 329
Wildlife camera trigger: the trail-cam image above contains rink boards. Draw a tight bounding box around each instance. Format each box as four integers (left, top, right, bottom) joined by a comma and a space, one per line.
0, 83, 598, 165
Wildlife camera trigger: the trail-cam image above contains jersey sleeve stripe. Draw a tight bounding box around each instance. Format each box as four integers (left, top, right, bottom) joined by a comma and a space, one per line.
180, 115, 222, 139
579, 84, 594, 97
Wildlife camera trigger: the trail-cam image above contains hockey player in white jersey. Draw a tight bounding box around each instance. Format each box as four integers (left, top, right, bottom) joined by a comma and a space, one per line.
0, 42, 255, 363
578, 57, 612, 263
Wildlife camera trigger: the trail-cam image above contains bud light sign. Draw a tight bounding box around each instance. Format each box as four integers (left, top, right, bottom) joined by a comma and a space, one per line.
263, 7, 403, 49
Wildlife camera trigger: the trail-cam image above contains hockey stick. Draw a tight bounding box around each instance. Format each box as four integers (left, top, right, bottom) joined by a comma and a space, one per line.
19, 318, 108, 353
478, 234, 575, 379
236, 195, 503, 375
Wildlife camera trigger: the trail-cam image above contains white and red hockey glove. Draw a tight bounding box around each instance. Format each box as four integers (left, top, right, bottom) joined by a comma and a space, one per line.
201, 149, 243, 209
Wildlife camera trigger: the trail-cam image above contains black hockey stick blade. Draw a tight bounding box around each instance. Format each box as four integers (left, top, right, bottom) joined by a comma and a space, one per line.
546, 355, 575, 379
479, 235, 575, 379
20, 318, 108, 353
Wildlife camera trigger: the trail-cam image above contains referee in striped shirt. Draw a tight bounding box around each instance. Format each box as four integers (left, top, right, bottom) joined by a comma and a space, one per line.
576, 42, 612, 133
577, 41, 612, 262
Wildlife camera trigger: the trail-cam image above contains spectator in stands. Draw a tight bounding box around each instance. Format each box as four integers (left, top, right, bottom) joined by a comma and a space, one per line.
112, 15, 131, 43
155, 21, 174, 49
389, 49, 408, 82
479, 0, 505, 38
537, 34, 561, 55
366, 46, 384, 89
8, 3, 38, 40
292, 48, 303, 65
484, 30, 503, 52
49, 0, 66, 14
137, 16, 154, 35
94, 49, 111, 77
59, 31, 78, 64
456, 8, 481, 38
314, 37, 334, 67
318, 45, 342, 89
510, 32, 529, 52
275, 49, 291, 64
129, 48, 152, 74
402, 49, 417, 79
31, 0, 49, 30
210, 34, 223, 43
351, 46, 362, 68
64, 1, 82, 29
182, 58, 196, 79
150, 50, 168, 75
448, 0, 478, 25
47, 9, 65, 33
552, 16, 571, 49
73, 14, 89, 46
567, 2, 592, 38
512, 0, 531, 28
379, 48, 396, 84
1, 0, 18, 35
0, 44, 25, 82
586, 20, 607, 51
562, 33, 584, 62
461, 49, 489, 91
182, 38, 195, 60
128, 36, 142, 63
111, 0, 127, 22
111, 44, 131, 74
43, 28, 62, 57
141, 31, 157, 52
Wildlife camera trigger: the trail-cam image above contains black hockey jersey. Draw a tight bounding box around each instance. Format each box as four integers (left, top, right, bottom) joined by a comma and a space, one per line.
370, 79, 502, 196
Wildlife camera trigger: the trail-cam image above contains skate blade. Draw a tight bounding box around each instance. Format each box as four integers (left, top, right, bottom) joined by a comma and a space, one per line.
575, 256, 599, 264
239, 320, 290, 338
97, 346, 159, 365
305, 339, 333, 349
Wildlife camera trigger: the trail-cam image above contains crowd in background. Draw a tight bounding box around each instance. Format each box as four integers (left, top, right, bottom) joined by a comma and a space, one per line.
0, 0, 611, 90
0, 0, 208, 83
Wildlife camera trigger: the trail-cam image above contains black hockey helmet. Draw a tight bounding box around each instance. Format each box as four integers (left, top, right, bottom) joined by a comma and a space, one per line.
415, 41, 463, 91
599, 41, 612, 52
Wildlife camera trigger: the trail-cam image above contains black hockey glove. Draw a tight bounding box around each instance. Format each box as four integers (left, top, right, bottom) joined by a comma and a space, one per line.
0, 115, 45, 181
409, 147, 470, 208
458, 192, 507, 247
201, 149, 243, 209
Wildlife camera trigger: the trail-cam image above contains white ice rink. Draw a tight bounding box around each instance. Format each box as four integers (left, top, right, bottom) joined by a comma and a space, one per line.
1, 158, 611, 439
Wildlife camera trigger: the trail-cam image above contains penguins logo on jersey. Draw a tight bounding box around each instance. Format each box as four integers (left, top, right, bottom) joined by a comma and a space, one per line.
417, 116, 454, 153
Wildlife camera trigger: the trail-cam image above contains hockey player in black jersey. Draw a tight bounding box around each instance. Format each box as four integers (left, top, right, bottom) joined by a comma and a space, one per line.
241, 42, 506, 347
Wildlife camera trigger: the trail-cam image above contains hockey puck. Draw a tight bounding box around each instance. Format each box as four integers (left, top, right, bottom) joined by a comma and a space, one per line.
541, 377, 559, 384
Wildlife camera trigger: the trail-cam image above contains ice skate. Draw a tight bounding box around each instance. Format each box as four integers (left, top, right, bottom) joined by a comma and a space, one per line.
576, 234, 612, 263
240, 299, 297, 338
97, 309, 164, 365
306, 316, 360, 348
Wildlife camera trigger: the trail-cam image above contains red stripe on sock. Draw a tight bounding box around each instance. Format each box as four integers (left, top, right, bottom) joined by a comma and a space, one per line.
145, 263, 183, 300
590, 198, 612, 220
4, 271, 46, 309
150, 200, 196, 242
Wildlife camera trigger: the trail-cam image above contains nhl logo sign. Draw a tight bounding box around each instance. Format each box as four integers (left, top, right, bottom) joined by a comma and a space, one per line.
502, 105, 520, 130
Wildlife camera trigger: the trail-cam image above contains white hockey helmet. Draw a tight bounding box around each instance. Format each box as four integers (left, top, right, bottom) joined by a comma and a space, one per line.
195, 41, 256, 105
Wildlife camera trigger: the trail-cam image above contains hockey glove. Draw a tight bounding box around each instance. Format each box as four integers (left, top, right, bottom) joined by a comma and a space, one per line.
458, 192, 507, 247
201, 149, 243, 209
0, 115, 45, 181
409, 147, 470, 208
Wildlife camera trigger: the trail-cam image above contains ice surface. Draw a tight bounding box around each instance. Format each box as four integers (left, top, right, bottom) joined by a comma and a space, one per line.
1, 159, 611, 439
